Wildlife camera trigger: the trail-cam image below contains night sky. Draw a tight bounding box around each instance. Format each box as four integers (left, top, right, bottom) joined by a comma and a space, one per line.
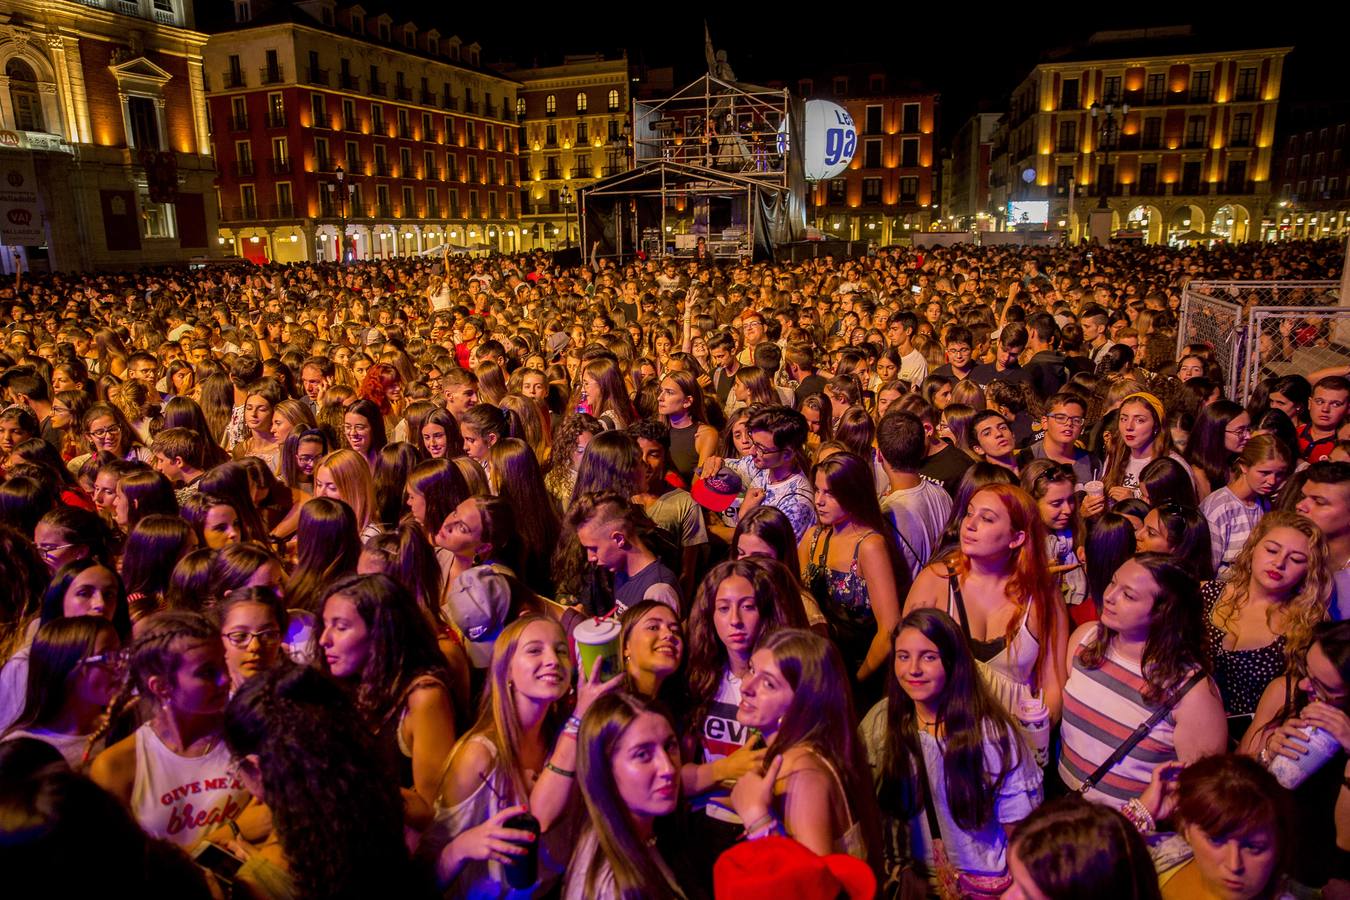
242, 3, 1346, 142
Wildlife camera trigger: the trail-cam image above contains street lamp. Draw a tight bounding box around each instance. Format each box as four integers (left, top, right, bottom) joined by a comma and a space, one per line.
328, 164, 353, 262
560, 184, 575, 249
1090, 100, 1129, 211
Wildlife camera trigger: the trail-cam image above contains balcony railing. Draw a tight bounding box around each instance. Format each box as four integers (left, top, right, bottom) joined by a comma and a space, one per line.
441, 94, 458, 111
544, 168, 560, 180
424, 166, 440, 180
342, 118, 359, 132
339, 73, 360, 91
1235, 89, 1258, 102
1230, 136, 1253, 148
425, 203, 440, 218
369, 79, 387, 96
398, 124, 413, 139
229, 114, 249, 131
420, 89, 436, 105
1184, 137, 1207, 149
469, 206, 481, 219
264, 202, 296, 218
306, 66, 329, 86
231, 160, 255, 177
395, 85, 413, 101
375, 203, 394, 218
269, 158, 292, 175
266, 111, 287, 128
374, 161, 393, 176
223, 70, 246, 89
602, 165, 622, 176
1188, 89, 1212, 104
259, 65, 284, 85
220, 204, 259, 222
464, 100, 479, 115
485, 103, 499, 118
315, 157, 336, 173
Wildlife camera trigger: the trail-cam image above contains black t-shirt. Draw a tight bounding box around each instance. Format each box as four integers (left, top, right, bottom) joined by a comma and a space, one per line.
919, 443, 973, 496
929, 363, 975, 382
969, 362, 1034, 390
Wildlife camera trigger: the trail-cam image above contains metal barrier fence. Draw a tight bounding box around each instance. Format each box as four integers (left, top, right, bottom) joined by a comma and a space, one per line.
1178, 281, 1343, 403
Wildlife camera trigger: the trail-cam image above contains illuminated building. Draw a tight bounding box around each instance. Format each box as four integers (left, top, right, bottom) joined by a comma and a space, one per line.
788, 70, 938, 242
0, 0, 215, 272
1271, 101, 1349, 240
950, 113, 999, 230
201, 0, 521, 262
502, 54, 630, 252
988, 27, 1289, 244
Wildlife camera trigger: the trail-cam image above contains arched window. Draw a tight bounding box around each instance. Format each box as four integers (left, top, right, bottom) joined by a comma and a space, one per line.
6, 60, 44, 132
545, 94, 556, 114
515, 97, 525, 118
607, 89, 619, 111
575, 91, 587, 113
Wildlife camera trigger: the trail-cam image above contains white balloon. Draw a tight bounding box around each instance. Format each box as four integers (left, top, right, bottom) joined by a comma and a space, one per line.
803, 100, 857, 182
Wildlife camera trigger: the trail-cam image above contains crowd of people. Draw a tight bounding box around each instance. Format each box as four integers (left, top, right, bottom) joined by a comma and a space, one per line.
0, 236, 1348, 900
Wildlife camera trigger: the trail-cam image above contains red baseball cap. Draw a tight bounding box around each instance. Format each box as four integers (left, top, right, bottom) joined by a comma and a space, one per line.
691, 467, 744, 513
714, 836, 875, 900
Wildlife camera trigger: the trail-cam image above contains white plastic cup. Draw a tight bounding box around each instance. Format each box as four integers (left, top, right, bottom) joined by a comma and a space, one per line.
1267, 725, 1340, 789
1017, 696, 1052, 767
1084, 480, 1105, 498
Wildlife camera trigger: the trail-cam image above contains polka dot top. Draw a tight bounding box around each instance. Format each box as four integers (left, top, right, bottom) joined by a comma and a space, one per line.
1201, 580, 1286, 717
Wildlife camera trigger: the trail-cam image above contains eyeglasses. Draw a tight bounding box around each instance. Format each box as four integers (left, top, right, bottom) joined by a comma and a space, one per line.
88, 424, 121, 438
222, 628, 282, 648
1046, 413, 1085, 427
36, 542, 74, 559
1226, 426, 1252, 438
750, 441, 784, 457
80, 649, 129, 671
343, 423, 370, 434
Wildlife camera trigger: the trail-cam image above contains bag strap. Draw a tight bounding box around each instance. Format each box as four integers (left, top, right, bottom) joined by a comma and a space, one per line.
911, 734, 944, 842
1079, 669, 1206, 794
947, 573, 972, 640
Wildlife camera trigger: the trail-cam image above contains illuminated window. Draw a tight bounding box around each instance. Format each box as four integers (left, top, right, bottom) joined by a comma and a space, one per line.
607, 89, 620, 111
545, 94, 556, 114
576, 92, 588, 113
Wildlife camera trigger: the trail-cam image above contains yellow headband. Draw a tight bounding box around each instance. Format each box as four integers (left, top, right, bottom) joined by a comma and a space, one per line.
1121, 391, 1165, 423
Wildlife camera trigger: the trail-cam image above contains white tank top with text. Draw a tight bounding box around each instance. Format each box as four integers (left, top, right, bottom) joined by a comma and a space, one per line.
130, 723, 250, 846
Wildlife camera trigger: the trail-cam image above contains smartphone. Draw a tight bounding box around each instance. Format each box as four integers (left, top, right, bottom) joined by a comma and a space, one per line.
911, 285, 922, 294
192, 842, 243, 883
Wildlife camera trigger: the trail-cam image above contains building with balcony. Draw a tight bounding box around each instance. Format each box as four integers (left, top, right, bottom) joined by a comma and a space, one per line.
988, 27, 1289, 244
501, 53, 630, 252
784, 70, 938, 244
0, 0, 216, 272
200, 0, 521, 262
950, 113, 1000, 230
1271, 100, 1349, 240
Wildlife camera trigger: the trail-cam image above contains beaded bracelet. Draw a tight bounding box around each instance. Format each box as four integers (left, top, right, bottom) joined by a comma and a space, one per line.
1120, 797, 1155, 834
563, 715, 582, 737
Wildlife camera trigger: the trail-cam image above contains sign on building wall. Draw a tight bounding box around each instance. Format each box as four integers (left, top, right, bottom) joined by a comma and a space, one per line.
0, 152, 44, 245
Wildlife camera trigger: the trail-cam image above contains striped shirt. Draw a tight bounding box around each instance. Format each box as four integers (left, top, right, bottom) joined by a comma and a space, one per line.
1200, 486, 1269, 576
1059, 636, 1188, 808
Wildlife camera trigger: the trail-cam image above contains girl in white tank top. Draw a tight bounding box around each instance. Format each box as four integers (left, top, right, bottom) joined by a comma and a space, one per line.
130, 722, 250, 847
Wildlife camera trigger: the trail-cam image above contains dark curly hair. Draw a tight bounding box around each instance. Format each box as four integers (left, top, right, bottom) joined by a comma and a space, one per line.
224, 664, 434, 900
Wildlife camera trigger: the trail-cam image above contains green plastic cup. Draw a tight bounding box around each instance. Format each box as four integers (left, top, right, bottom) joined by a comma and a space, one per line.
573, 617, 622, 682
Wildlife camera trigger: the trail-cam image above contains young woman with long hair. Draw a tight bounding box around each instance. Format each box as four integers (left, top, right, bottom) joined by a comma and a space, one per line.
1059, 554, 1227, 808
1103, 392, 1191, 503
657, 370, 718, 487
1137, 456, 1198, 508
1201, 434, 1294, 576
905, 483, 1069, 720
343, 398, 389, 469
313, 448, 379, 540
233, 378, 284, 475
283, 427, 330, 493
111, 469, 178, 536
405, 457, 471, 538
434, 495, 519, 590
1, 616, 123, 769
72, 402, 151, 472
1201, 510, 1331, 733
499, 392, 551, 462
358, 361, 406, 427
207, 586, 287, 692
862, 608, 1042, 892
565, 692, 688, 900
474, 360, 508, 407
223, 664, 434, 900
732, 365, 780, 410
284, 497, 361, 615
730, 506, 827, 630
197, 372, 235, 448
680, 557, 810, 853
460, 403, 523, 480
315, 573, 456, 817
1183, 399, 1250, 501
49, 389, 93, 463
1005, 797, 1162, 900
270, 397, 317, 449
729, 628, 882, 866
88, 610, 250, 847
798, 452, 907, 701
419, 406, 464, 461
162, 396, 229, 468
799, 392, 835, 452
489, 438, 560, 595
543, 412, 603, 508
179, 493, 243, 551
432, 615, 618, 897
371, 441, 421, 531
119, 514, 195, 623
618, 599, 686, 708
579, 356, 636, 431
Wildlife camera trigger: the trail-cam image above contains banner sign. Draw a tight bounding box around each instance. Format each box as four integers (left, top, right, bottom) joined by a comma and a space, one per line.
0, 152, 43, 244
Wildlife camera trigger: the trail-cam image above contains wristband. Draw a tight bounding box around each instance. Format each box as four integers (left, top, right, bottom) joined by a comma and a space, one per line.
563, 715, 582, 736
545, 761, 576, 779
740, 813, 774, 837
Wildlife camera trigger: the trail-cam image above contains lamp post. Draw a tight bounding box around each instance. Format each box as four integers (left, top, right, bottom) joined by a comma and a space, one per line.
327, 164, 352, 262
1089, 100, 1129, 211
560, 184, 575, 250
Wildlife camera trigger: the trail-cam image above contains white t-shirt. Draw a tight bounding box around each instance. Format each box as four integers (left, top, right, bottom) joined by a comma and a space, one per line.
881, 479, 953, 577
899, 348, 929, 387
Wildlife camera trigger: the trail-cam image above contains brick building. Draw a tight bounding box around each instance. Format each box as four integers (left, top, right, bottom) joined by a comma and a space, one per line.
0, 0, 215, 272
201, 0, 521, 263
949, 113, 999, 230
1271, 100, 1350, 240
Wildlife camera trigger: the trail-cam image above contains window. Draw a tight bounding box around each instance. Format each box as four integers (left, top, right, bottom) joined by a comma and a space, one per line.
900, 138, 919, 167
351, 12, 363, 32
1227, 160, 1247, 192
401, 186, 414, 215
1190, 70, 1211, 102
577, 121, 589, 145
1236, 67, 1258, 101
832, 76, 848, 95
864, 139, 882, 168
399, 147, 412, 175
372, 104, 384, 132
1060, 79, 1079, 110
869, 74, 884, 93
1185, 116, 1207, 148
466, 121, 476, 147
862, 177, 882, 204
397, 108, 410, 137
505, 160, 515, 185
486, 124, 495, 149
1103, 76, 1122, 104
576, 92, 588, 113
379, 22, 391, 42
234, 139, 253, 172
516, 97, 525, 118
341, 98, 356, 130
344, 140, 358, 171
426, 187, 439, 215
447, 153, 457, 180
1145, 73, 1166, 102
1055, 164, 1074, 195
240, 184, 257, 216
126, 95, 161, 150
374, 144, 387, 174
902, 103, 920, 133
571, 155, 585, 178
864, 105, 882, 135
1231, 113, 1253, 146
1181, 160, 1202, 193
428, 37, 438, 55
1057, 120, 1077, 152
276, 182, 292, 215
1142, 117, 1161, 149
448, 190, 459, 217
376, 184, 390, 214
139, 193, 175, 238
899, 176, 918, 203
607, 120, 620, 142
545, 124, 557, 147
310, 93, 325, 128
6, 60, 44, 131
545, 94, 557, 115
826, 179, 846, 204
468, 155, 478, 183
422, 113, 433, 140
469, 190, 479, 216
314, 136, 329, 170
488, 158, 498, 183
1139, 163, 1158, 194
234, 0, 251, 22
607, 89, 619, 111
424, 150, 436, 178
